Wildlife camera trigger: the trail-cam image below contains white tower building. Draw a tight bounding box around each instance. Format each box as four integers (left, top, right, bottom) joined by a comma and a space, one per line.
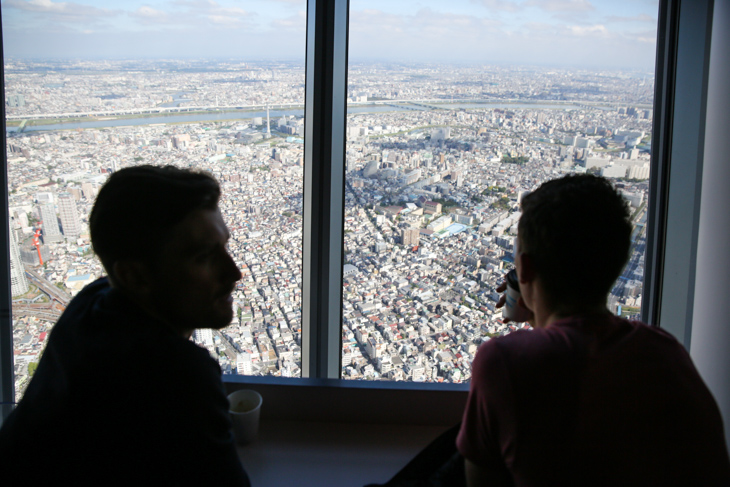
266, 105, 271, 138
39, 203, 63, 243
9, 228, 28, 296
237, 352, 253, 375
57, 193, 81, 239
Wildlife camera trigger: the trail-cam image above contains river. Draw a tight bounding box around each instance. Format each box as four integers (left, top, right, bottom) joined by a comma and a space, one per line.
9, 101, 592, 133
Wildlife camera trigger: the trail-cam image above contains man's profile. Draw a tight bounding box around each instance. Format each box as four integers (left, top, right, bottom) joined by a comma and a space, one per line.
457, 174, 730, 486
0, 165, 250, 486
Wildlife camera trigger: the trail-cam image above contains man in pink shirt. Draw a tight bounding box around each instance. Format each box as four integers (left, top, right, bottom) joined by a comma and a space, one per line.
457, 174, 730, 486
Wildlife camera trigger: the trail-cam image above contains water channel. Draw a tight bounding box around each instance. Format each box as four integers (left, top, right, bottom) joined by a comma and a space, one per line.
9, 101, 594, 133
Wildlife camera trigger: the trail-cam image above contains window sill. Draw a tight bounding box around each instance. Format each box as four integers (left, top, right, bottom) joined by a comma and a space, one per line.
236, 418, 452, 487
223, 376, 469, 426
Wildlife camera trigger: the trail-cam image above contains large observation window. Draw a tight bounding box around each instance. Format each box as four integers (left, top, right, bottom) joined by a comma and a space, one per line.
342, 0, 658, 382
1, 0, 307, 400
0, 0, 666, 407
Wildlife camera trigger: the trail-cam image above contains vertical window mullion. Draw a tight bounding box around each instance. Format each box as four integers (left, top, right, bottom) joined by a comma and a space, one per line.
650, 0, 713, 347
643, 0, 678, 326
302, 0, 349, 379
0, 7, 16, 422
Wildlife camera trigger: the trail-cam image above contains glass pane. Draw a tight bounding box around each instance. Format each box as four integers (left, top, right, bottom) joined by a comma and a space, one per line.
344, 0, 658, 382
3, 0, 307, 398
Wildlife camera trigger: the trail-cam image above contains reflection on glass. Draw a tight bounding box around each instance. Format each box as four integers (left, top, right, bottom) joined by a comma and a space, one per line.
3, 0, 307, 397
343, 0, 658, 382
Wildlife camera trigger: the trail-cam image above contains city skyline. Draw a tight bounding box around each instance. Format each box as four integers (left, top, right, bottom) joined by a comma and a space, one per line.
2, 0, 658, 70
5, 59, 652, 388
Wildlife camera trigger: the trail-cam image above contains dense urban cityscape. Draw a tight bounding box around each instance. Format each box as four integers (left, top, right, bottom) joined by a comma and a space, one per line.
5, 60, 652, 394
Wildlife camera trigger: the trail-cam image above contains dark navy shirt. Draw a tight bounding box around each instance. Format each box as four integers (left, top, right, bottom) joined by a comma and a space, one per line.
0, 277, 250, 486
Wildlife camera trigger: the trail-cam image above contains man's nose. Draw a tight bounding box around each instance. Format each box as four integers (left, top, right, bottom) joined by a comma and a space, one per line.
224, 251, 242, 281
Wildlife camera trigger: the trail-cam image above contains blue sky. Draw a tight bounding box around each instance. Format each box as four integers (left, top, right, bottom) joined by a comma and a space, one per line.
1, 0, 658, 70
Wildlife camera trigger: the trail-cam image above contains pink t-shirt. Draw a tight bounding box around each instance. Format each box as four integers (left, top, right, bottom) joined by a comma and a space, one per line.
457, 314, 730, 486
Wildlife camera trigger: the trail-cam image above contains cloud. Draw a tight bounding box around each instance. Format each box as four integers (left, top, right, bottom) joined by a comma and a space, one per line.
129, 1, 254, 29
134, 6, 166, 19
349, 5, 655, 68
3, 0, 120, 23
272, 11, 307, 31
351, 7, 501, 38
607, 14, 656, 23
564, 24, 608, 37
130, 6, 172, 25
472, 0, 523, 12
171, 0, 247, 17
208, 15, 242, 26
526, 0, 595, 12
171, 0, 217, 7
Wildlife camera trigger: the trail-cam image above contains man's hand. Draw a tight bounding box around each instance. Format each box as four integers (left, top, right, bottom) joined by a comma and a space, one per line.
495, 280, 534, 325
495, 281, 508, 311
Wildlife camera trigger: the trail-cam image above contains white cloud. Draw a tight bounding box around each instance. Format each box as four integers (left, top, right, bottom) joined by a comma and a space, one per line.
135, 6, 166, 19
208, 15, 241, 26
607, 14, 656, 23
473, 0, 523, 12
128, 1, 253, 29
272, 11, 307, 31
130, 6, 171, 24
565, 24, 608, 36
526, 0, 595, 12
4, 0, 120, 22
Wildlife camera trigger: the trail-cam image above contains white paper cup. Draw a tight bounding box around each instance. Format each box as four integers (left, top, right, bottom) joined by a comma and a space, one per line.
227, 389, 262, 445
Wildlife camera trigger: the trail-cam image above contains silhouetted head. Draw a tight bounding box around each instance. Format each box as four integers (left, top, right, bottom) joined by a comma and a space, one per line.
90, 165, 220, 282
517, 174, 632, 311
90, 165, 240, 334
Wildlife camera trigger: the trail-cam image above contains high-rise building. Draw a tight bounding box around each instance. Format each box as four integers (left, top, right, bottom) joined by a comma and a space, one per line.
171, 134, 190, 150
237, 352, 253, 375
266, 106, 271, 138
9, 228, 28, 296
193, 328, 214, 347
402, 228, 420, 247
57, 193, 81, 239
39, 203, 63, 243
7, 93, 25, 107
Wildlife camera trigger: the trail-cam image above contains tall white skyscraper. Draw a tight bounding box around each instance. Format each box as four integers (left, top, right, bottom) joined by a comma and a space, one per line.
57, 193, 81, 239
39, 203, 63, 243
193, 328, 214, 347
237, 352, 253, 375
9, 228, 28, 296
266, 105, 271, 138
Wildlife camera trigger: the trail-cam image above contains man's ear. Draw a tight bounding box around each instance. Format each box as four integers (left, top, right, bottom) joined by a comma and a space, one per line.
112, 260, 154, 297
517, 252, 537, 284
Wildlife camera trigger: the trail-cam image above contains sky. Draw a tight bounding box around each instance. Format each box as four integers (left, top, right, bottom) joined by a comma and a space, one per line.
1, 0, 658, 70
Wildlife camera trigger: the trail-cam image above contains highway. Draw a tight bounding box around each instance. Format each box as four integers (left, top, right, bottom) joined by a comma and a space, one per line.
24, 266, 72, 306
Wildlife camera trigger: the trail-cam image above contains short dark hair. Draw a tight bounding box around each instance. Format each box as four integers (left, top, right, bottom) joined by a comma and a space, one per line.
90, 165, 220, 279
517, 174, 632, 309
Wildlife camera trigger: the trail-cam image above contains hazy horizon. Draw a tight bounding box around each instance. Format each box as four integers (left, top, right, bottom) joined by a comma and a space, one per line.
1, 0, 658, 71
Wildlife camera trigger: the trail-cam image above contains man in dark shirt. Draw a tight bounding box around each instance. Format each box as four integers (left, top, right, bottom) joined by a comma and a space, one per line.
0, 165, 250, 486
457, 174, 730, 486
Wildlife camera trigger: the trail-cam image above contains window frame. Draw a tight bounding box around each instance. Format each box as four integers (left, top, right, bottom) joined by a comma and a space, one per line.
0, 4, 12, 420
0, 0, 714, 423
301, 0, 349, 379
644, 0, 715, 348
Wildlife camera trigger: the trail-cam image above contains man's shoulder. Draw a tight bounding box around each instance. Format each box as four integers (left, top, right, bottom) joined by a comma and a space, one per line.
477, 325, 564, 358
473, 315, 685, 371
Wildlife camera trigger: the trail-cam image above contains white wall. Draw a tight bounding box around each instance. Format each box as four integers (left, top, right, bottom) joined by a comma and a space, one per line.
690, 0, 730, 446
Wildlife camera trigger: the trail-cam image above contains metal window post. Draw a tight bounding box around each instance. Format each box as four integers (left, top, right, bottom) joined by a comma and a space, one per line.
0, 7, 16, 422
301, 0, 349, 378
